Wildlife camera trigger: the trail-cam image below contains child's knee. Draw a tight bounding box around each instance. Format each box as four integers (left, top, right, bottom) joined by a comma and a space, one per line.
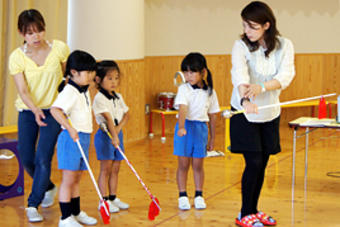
178, 163, 190, 171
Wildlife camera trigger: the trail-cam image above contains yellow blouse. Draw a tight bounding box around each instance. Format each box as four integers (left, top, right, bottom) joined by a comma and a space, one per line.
8, 40, 70, 111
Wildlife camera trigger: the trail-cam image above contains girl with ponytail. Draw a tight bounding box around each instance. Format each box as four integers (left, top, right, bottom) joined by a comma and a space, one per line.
173, 52, 220, 211
51, 50, 98, 227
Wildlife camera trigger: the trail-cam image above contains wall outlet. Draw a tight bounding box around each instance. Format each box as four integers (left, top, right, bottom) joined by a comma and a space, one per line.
145, 104, 150, 114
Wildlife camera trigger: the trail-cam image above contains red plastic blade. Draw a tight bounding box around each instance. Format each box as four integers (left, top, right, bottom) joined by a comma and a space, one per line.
148, 197, 160, 220
99, 200, 110, 224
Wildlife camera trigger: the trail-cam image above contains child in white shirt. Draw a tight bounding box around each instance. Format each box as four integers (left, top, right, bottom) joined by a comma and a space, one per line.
93, 60, 130, 213
51, 50, 98, 227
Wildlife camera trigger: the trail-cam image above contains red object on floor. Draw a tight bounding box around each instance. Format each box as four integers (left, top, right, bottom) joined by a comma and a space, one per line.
318, 96, 327, 119
99, 200, 110, 224
148, 197, 160, 220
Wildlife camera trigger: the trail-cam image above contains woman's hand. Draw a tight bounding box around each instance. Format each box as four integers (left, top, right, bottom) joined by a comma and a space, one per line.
244, 84, 262, 99
32, 107, 47, 126
177, 128, 187, 137
243, 101, 258, 114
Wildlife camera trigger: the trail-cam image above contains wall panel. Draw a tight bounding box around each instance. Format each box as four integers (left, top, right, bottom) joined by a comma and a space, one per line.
92, 54, 340, 143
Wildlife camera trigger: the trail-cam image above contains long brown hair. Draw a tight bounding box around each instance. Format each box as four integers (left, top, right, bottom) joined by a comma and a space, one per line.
241, 1, 280, 57
18, 9, 45, 35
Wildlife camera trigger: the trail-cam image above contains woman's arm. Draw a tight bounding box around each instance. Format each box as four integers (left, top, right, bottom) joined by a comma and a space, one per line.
50, 107, 78, 141
101, 112, 119, 148
238, 84, 258, 114
207, 113, 217, 151
13, 73, 47, 126
244, 79, 281, 99
177, 104, 188, 137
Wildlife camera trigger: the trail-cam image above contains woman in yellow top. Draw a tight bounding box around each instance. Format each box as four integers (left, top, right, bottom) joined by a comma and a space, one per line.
8, 9, 69, 223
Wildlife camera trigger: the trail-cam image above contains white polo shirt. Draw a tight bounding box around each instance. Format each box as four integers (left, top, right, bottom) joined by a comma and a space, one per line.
93, 89, 129, 127
52, 81, 93, 133
174, 83, 220, 122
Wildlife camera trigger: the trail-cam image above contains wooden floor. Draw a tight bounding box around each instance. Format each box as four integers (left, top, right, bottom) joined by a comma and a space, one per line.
1, 125, 340, 227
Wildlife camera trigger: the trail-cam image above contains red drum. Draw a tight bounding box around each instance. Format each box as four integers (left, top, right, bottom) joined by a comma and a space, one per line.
158, 92, 176, 110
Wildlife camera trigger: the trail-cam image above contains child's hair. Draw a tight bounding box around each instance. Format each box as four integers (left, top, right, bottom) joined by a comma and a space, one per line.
58, 50, 97, 92
18, 9, 45, 35
95, 60, 120, 89
241, 1, 280, 57
181, 52, 213, 95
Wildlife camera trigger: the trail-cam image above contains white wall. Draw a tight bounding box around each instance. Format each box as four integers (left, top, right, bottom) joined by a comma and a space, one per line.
68, 0, 144, 60
145, 0, 340, 55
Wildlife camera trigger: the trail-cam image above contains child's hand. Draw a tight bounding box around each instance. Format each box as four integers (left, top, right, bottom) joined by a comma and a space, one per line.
68, 127, 79, 142
115, 126, 121, 134
177, 128, 187, 137
111, 137, 120, 148
207, 139, 214, 151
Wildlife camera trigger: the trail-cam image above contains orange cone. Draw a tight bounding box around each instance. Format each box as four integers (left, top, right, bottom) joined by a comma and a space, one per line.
318, 96, 327, 119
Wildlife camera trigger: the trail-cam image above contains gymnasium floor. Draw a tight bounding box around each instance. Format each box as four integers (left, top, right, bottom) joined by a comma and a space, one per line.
1, 125, 340, 227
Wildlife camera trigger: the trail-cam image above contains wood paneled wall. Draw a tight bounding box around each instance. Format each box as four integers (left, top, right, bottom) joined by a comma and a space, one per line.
93, 54, 340, 143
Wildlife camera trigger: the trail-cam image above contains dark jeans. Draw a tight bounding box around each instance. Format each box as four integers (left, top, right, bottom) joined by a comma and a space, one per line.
18, 110, 60, 207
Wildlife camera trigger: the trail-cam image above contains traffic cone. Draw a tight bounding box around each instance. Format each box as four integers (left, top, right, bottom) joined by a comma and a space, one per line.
318, 96, 327, 119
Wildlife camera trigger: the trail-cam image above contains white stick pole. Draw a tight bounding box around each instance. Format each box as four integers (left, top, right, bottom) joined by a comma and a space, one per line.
99, 124, 161, 211
224, 93, 337, 117
75, 140, 110, 216
257, 93, 336, 111
116, 146, 161, 211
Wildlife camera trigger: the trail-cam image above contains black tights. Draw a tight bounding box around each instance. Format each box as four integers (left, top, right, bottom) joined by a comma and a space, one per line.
241, 152, 270, 218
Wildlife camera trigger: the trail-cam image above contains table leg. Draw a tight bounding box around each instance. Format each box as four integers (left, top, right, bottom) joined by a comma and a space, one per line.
149, 112, 154, 138
161, 113, 166, 143
291, 128, 297, 225
292, 128, 297, 198
304, 127, 309, 178
304, 127, 310, 220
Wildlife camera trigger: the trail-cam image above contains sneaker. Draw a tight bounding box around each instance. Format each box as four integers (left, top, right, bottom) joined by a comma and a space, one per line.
178, 196, 191, 210
112, 198, 129, 210
256, 211, 277, 226
235, 214, 264, 227
25, 207, 43, 222
74, 211, 97, 225
41, 186, 58, 208
59, 216, 83, 227
194, 196, 206, 210
98, 200, 119, 213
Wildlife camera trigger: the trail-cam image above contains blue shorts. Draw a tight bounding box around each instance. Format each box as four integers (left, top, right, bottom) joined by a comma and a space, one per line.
57, 130, 90, 171
94, 129, 125, 161
173, 120, 208, 158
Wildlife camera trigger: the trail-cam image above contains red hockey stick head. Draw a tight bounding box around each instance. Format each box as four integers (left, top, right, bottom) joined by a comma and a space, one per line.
148, 197, 160, 220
